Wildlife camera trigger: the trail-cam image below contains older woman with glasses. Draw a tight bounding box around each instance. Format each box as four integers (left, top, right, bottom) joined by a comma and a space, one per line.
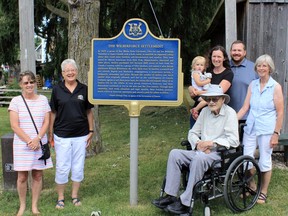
8, 70, 53, 216
237, 54, 284, 204
49, 59, 94, 209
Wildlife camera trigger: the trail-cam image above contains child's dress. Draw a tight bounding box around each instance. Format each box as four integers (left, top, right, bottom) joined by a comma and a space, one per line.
191, 70, 212, 90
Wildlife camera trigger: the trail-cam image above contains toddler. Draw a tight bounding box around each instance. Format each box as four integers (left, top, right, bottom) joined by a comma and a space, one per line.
190, 56, 212, 119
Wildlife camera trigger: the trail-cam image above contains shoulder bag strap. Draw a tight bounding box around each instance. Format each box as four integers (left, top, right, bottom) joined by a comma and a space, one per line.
21, 94, 43, 146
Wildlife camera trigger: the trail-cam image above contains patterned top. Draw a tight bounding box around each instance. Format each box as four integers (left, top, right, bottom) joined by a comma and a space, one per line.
8, 95, 53, 171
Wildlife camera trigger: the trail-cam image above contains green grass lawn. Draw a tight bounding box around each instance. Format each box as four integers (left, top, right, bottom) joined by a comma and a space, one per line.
0, 105, 288, 216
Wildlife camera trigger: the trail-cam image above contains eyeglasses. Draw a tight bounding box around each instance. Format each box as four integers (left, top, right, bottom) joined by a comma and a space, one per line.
63, 69, 76, 73
22, 81, 35, 85
203, 96, 221, 103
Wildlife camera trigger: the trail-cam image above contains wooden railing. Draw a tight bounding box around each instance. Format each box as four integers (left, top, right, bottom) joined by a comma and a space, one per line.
0, 88, 51, 106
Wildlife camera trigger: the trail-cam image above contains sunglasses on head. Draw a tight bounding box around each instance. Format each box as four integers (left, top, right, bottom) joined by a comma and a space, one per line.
203, 96, 221, 103
22, 81, 35, 85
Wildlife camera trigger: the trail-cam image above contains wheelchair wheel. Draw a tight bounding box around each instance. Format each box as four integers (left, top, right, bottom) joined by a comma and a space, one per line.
224, 155, 261, 212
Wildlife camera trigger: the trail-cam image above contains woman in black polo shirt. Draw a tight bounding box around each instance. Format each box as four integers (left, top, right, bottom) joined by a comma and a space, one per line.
49, 59, 94, 209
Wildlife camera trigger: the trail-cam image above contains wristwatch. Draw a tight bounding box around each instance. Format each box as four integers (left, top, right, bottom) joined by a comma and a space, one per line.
274, 131, 280, 136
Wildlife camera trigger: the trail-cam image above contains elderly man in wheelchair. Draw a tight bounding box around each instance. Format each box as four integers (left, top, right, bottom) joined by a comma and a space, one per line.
152, 85, 261, 215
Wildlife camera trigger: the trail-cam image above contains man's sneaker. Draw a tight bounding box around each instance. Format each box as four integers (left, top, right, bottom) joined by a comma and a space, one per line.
151, 195, 177, 209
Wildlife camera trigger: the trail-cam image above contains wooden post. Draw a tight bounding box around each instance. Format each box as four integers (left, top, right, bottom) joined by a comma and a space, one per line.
19, 0, 36, 74
225, 0, 237, 55
18, 0, 36, 189
1, 134, 17, 191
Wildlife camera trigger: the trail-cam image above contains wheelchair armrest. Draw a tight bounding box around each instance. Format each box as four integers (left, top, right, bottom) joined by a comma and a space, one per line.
236, 144, 243, 153
217, 145, 243, 156
216, 146, 227, 153
216, 145, 243, 170
181, 140, 192, 150
216, 146, 230, 168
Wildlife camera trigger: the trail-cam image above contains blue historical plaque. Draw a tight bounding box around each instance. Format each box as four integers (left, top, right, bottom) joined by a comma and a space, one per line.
89, 18, 183, 116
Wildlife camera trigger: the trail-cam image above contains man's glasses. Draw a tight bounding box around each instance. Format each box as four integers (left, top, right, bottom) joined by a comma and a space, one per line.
203, 96, 221, 103
23, 81, 35, 85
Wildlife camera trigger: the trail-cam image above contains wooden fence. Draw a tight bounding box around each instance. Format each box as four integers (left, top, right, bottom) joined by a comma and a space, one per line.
0, 88, 51, 106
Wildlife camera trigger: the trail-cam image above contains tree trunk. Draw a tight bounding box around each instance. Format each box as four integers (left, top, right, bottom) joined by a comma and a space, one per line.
67, 0, 102, 154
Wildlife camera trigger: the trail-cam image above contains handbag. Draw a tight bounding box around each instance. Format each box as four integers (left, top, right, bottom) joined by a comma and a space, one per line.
21, 95, 51, 165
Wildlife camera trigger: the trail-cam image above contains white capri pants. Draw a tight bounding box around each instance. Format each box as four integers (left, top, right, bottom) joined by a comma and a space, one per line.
242, 131, 273, 172
54, 134, 87, 184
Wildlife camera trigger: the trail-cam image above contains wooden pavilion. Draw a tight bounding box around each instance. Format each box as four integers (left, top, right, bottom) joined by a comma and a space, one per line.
202, 0, 288, 135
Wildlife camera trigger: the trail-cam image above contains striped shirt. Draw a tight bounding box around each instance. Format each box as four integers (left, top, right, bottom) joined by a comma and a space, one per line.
8, 95, 53, 171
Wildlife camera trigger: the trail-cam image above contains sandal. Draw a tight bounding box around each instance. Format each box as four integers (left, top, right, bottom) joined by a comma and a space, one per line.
72, 198, 82, 206
257, 192, 267, 204
55, 199, 65, 209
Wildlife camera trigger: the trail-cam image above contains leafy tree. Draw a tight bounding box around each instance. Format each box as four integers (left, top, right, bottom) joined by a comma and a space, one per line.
0, 0, 221, 153
0, 0, 221, 84
38, 0, 102, 154
0, 0, 68, 80
34, 0, 68, 80
34, 36, 42, 48
0, 1, 19, 65
100, 0, 221, 84
0, 0, 102, 154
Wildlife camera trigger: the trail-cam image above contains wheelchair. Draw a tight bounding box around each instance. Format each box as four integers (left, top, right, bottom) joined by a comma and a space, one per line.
155, 140, 262, 216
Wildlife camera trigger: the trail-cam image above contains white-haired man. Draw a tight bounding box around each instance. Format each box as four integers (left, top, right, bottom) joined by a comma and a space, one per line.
152, 85, 239, 214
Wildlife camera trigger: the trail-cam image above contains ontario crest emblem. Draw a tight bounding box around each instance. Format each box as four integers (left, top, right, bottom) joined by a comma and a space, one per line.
128, 22, 143, 36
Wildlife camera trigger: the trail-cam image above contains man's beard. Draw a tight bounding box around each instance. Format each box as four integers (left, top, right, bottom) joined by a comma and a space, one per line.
232, 56, 244, 65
